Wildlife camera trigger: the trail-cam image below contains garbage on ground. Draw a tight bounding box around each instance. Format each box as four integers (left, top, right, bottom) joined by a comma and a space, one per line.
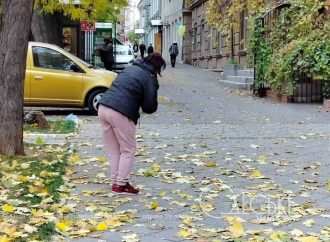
65, 114, 81, 127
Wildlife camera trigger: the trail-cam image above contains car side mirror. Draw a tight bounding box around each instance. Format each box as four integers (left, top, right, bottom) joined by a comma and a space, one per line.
70, 64, 81, 73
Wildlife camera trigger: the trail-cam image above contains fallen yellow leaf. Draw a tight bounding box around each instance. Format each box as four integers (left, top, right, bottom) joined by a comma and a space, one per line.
96, 222, 108, 231
149, 200, 159, 210
105, 218, 123, 229
303, 219, 315, 228
0, 236, 11, 242
205, 161, 217, 167
249, 169, 264, 179
297, 236, 319, 242
56, 220, 72, 232
2, 204, 15, 213
68, 154, 81, 164
178, 228, 191, 238
269, 231, 288, 241
225, 216, 245, 238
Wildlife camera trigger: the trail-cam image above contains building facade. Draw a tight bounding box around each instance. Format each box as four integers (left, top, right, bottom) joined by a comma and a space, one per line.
190, 0, 248, 69
117, 9, 126, 43
124, 0, 140, 43
138, 0, 162, 52
161, 0, 184, 62
182, 0, 192, 64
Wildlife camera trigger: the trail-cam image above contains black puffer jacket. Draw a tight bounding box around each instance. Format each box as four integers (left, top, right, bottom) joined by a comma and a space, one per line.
99, 59, 159, 124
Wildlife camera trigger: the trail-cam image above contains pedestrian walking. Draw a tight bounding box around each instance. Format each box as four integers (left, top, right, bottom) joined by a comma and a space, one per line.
100, 38, 114, 71
98, 53, 166, 195
133, 42, 139, 59
139, 43, 146, 58
169, 43, 179, 68
147, 43, 154, 55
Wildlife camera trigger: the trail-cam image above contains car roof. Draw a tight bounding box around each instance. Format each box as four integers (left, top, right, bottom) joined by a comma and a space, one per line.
29, 41, 62, 50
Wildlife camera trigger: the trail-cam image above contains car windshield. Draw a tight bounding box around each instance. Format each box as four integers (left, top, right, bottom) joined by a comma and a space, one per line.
115, 47, 132, 56
58, 47, 94, 68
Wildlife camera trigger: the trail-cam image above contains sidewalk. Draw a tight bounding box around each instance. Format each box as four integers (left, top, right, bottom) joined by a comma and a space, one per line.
52, 64, 330, 241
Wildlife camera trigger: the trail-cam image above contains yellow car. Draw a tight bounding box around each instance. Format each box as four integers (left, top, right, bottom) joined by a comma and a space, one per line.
24, 42, 117, 114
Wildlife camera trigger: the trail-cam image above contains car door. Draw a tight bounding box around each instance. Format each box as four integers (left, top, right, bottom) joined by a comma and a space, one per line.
29, 46, 83, 105
24, 46, 32, 103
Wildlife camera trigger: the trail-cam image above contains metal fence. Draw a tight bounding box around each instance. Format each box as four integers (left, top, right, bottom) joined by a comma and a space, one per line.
293, 77, 323, 103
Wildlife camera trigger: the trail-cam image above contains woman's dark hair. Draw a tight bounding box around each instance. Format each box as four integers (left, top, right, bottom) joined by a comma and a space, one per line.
144, 53, 166, 76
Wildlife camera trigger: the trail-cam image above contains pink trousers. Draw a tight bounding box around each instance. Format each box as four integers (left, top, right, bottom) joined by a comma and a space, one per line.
98, 105, 136, 185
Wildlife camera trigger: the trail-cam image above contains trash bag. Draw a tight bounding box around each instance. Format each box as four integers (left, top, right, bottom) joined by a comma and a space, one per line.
65, 114, 80, 127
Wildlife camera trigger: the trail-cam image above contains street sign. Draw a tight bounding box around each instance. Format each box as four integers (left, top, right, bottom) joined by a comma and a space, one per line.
151, 19, 162, 26
80, 21, 96, 32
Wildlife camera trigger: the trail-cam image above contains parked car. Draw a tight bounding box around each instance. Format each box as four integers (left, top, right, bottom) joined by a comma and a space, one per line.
24, 42, 117, 114
112, 45, 135, 71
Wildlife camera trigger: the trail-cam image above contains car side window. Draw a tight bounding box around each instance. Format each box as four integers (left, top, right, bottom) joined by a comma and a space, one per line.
32, 46, 81, 72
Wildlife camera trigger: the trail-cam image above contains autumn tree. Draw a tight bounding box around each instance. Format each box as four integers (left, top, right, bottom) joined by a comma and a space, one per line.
0, 0, 34, 155
206, 0, 266, 33
32, 0, 127, 44
35, 0, 127, 21
128, 31, 139, 43
0, 0, 127, 155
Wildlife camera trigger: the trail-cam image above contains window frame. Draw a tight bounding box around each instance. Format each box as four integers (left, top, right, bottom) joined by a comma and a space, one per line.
32, 46, 84, 73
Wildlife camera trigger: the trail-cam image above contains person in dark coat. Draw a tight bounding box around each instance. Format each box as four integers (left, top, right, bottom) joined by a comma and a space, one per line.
133, 42, 139, 58
139, 43, 146, 58
100, 38, 114, 71
169, 42, 179, 67
98, 53, 166, 194
147, 43, 154, 55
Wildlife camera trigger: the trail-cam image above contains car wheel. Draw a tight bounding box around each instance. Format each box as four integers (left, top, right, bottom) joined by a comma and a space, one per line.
87, 89, 105, 115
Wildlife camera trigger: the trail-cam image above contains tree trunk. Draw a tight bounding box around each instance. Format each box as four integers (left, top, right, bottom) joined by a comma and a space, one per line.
0, 0, 34, 155
31, 11, 62, 46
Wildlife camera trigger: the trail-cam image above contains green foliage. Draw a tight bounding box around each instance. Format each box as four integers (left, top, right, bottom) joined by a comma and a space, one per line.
24, 120, 77, 134
34, 222, 56, 241
249, 0, 330, 97
206, 0, 265, 33
127, 31, 139, 43
249, 18, 272, 89
35, 0, 128, 21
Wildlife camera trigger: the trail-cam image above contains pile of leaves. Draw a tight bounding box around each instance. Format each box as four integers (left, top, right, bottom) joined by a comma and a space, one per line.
0, 144, 71, 241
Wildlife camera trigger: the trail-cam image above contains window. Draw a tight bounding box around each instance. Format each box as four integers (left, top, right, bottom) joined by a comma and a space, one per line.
192, 24, 197, 50
205, 25, 210, 51
212, 28, 218, 49
32, 47, 79, 72
240, 10, 248, 50
221, 34, 227, 48
115, 48, 132, 55
200, 24, 204, 48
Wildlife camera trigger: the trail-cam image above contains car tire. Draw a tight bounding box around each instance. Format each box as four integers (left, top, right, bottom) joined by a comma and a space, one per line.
87, 89, 105, 115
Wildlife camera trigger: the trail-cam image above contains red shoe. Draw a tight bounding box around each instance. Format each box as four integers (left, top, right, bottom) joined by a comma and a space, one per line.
112, 183, 139, 195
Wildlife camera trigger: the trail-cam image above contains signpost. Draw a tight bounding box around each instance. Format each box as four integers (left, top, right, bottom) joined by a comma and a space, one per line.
80, 21, 96, 64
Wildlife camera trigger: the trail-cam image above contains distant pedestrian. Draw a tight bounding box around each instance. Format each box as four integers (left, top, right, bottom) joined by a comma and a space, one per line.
100, 38, 114, 71
139, 43, 146, 58
147, 43, 154, 55
169, 43, 179, 68
133, 42, 139, 58
98, 53, 166, 195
